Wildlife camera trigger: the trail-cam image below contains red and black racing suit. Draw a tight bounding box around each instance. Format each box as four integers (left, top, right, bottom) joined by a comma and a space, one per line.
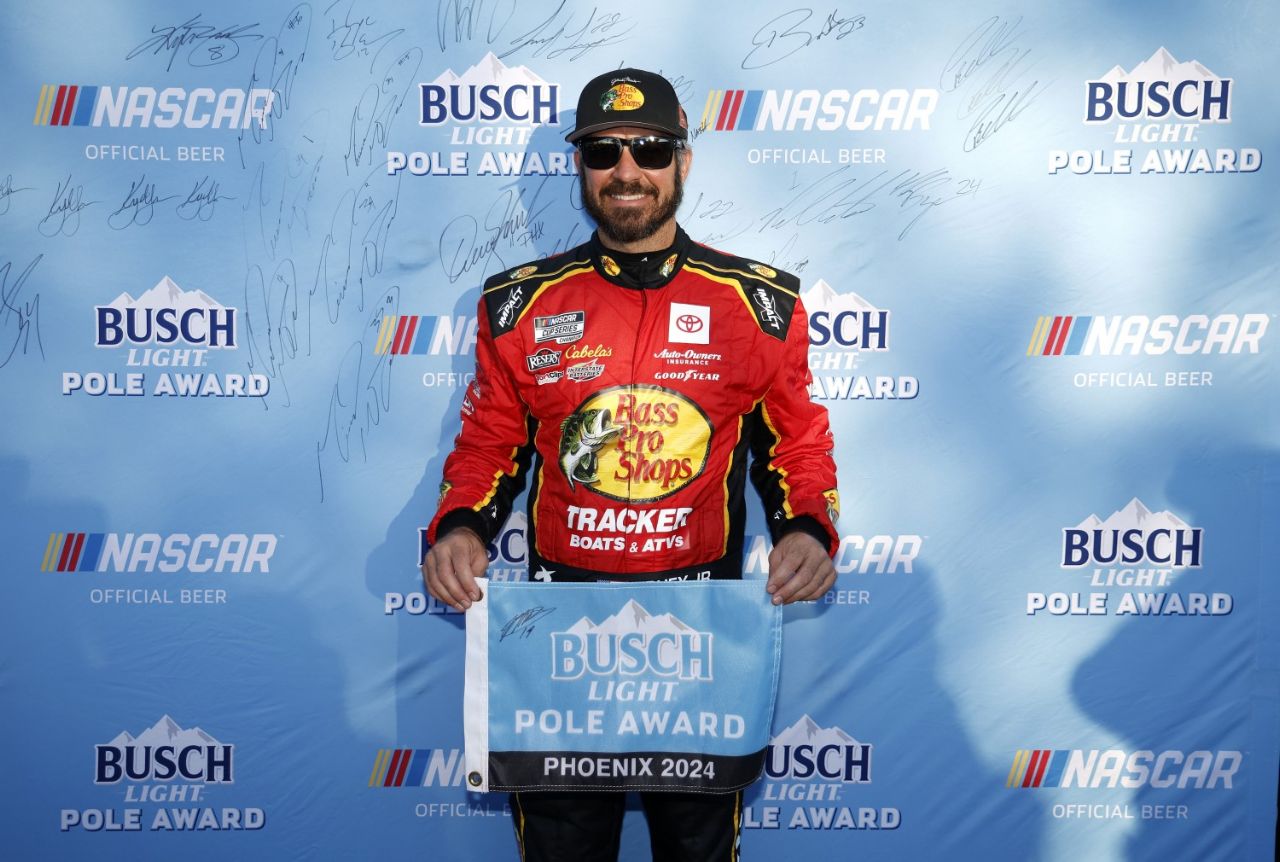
427, 226, 839, 862
428, 226, 839, 578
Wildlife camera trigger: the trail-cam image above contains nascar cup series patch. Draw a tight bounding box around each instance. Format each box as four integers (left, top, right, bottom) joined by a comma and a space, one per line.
464, 579, 782, 792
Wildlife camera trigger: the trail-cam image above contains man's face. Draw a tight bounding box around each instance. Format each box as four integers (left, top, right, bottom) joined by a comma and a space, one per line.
577, 126, 690, 245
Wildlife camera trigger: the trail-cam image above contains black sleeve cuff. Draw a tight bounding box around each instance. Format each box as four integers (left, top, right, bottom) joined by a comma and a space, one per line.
435, 509, 490, 545
778, 516, 834, 554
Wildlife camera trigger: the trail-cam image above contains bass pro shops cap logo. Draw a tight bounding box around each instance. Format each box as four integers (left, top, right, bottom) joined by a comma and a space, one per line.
559, 386, 712, 502
602, 80, 644, 111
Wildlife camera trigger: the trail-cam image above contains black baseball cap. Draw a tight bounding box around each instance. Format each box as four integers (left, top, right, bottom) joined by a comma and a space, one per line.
565, 68, 687, 143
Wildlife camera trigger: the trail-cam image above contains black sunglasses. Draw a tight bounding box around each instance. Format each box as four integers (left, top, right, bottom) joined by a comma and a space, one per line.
577, 136, 685, 171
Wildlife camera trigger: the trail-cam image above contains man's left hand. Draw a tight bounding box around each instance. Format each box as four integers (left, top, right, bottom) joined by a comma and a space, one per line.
766, 531, 836, 605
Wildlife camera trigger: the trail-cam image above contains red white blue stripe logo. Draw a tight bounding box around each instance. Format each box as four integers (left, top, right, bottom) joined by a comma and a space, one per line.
34, 84, 100, 126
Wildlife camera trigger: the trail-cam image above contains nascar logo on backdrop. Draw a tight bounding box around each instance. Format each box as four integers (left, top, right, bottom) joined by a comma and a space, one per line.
373, 311, 477, 389
367, 747, 510, 819
41, 530, 276, 608
61, 716, 264, 833
389, 53, 568, 177
743, 715, 899, 831
800, 279, 916, 401
1026, 310, 1269, 389
700, 75, 936, 165
744, 531, 922, 607
63, 276, 268, 398
1026, 498, 1230, 618
34, 84, 271, 163
1007, 746, 1240, 823
1049, 48, 1262, 175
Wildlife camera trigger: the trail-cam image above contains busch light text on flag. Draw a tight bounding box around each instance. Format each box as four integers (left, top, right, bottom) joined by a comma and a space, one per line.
464, 579, 782, 793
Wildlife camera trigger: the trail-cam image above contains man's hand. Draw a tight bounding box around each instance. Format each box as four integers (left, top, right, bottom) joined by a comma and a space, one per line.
422, 528, 488, 611
766, 531, 836, 605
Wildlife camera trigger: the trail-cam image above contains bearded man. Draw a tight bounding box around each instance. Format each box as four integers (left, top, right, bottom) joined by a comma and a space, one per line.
423, 68, 840, 862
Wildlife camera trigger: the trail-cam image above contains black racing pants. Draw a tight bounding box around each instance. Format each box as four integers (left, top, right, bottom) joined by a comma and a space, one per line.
511, 789, 743, 862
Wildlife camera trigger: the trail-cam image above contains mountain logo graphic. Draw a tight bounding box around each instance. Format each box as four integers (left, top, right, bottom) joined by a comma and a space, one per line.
1085, 48, 1231, 124
95, 276, 237, 349
420, 52, 559, 125
764, 715, 872, 783
800, 279, 889, 351
550, 599, 713, 681
95, 715, 234, 784
1061, 498, 1203, 568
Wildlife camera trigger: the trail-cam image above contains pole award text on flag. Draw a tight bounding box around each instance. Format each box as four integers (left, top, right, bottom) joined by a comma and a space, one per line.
464, 579, 782, 792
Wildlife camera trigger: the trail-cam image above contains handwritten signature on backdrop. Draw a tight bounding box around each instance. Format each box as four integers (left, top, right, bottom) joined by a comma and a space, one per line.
11, 0, 1005, 499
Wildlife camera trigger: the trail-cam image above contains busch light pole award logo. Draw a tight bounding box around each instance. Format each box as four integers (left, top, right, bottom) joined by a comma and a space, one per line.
61, 716, 265, 833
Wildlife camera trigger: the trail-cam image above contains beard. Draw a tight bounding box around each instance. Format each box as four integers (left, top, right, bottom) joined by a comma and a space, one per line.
582, 167, 684, 245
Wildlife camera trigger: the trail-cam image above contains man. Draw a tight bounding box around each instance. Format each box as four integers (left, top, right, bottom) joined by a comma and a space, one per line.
423, 68, 839, 862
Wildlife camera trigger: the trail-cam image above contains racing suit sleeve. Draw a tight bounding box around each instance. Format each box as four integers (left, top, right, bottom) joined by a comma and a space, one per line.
748, 296, 840, 556
427, 300, 536, 545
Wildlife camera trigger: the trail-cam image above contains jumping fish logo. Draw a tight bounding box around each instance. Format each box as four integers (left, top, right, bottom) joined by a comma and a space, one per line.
559, 408, 621, 490
602, 82, 644, 112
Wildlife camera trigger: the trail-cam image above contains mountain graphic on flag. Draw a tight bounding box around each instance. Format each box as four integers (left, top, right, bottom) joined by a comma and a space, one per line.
564, 599, 696, 637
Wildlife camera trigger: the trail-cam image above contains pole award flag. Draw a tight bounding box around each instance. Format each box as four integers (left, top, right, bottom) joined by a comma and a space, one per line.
463, 579, 783, 793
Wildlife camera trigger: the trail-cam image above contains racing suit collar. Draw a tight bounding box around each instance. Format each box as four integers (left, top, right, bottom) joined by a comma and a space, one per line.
589, 225, 691, 290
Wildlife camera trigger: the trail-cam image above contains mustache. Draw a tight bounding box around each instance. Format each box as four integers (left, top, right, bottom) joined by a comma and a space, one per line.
600, 180, 656, 198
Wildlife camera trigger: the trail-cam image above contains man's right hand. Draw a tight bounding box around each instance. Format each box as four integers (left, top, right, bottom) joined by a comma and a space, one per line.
422, 528, 488, 612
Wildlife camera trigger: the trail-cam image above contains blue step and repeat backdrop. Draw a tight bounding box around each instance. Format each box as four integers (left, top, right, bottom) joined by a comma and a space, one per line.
2, 0, 1277, 859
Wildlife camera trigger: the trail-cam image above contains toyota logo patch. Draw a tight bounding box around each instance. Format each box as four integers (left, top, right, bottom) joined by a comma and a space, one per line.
668, 303, 711, 345
677, 314, 704, 333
